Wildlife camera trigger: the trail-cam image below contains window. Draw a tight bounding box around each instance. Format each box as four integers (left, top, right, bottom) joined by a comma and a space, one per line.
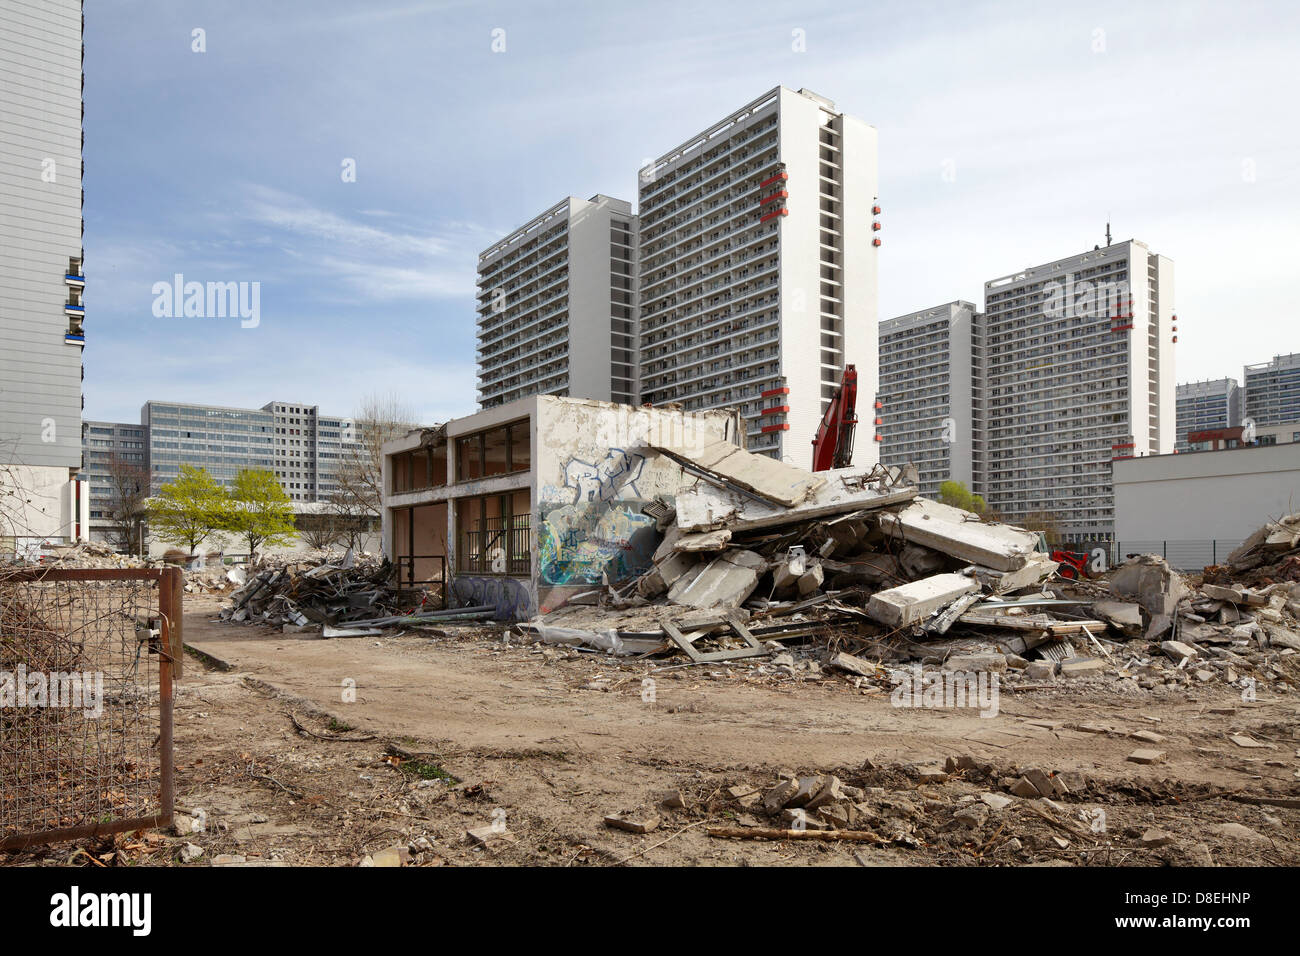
455, 419, 529, 481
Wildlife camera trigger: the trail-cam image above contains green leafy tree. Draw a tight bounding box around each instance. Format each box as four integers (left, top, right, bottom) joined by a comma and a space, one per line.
146, 465, 230, 556
938, 480, 987, 515
224, 469, 297, 560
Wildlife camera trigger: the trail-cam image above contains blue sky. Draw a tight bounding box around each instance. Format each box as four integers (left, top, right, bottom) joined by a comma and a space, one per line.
84, 0, 1300, 425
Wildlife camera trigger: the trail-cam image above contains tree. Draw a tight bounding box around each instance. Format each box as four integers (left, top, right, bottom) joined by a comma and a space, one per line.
146, 465, 230, 556
323, 490, 377, 553
298, 509, 345, 551
332, 393, 417, 517
938, 480, 987, 515
104, 453, 150, 554
1020, 509, 1065, 548
224, 469, 297, 561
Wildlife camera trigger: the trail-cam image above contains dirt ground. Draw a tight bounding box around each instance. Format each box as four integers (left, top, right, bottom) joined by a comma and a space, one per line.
10, 592, 1300, 867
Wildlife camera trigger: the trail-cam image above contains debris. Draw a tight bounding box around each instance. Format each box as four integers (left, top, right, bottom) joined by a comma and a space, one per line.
604, 812, 661, 834
1127, 749, 1168, 765
867, 573, 981, 627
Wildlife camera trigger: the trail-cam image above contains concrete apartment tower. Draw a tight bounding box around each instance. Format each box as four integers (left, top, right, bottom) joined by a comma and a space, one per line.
637, 87, 879, 464
0, 0, 87, 550
981, 239, 1175, 542
1243, 353, 1300, 427
1175, 378, 1241, 453
476, 195, 637, 409
877, 301, 983, 496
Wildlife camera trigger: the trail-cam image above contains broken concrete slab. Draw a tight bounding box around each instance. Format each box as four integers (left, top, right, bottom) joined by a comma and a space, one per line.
1109, 556, 1188, 638
1058, 657, 1107, 678
673, 529, 733, 552
973, 552, 1060, 593
867, 572, 981, 627
877, 498, 1040, 572
943, 652, 1007, 674
1160, 640, 1199, 662
667, 549, 765, 609
1127, 749, 1167, 765
1093, 600, 1145, 635
650, 438, 826, 507
828, 651, 876, 677
672, 465, 917, 534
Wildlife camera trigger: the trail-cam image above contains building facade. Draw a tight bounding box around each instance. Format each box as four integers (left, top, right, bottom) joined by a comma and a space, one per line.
637, 87, 879, 464
877, 301, 982, 496
1113, 443, 1300, 569
476, 195, 637, 409
0, 0, 87, 550
141, 401, 275, 494
1243, 353, 1300, 427
1175, 378, 1241, 453
80, 420, 148, 543
981, 240, 1175, 542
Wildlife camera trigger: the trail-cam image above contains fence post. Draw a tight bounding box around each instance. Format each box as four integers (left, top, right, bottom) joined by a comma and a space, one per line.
161, 565, 184, 681
1213, 540, 1217, 565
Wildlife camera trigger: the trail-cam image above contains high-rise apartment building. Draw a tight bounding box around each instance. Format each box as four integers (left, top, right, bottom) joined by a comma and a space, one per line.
1243, 353, 1300, 427
1175, 378, 1240, 453
0, 0, 87, 550
637, 87, 879, 462
981, 240, 1175, 541
877, 301, 982, 496
476, 195, 637, 409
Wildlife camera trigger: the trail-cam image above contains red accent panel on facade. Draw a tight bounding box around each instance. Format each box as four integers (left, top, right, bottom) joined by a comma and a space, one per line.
761, 423, 790, 433
760, 208, 789, 223
758, 172, 789, 189
761, 386, 790, 398
759, 190, 788, 206
760, 405, 790, 416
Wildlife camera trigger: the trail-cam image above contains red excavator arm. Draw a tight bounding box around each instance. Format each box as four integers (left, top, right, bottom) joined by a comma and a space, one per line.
811, 364, 858, 472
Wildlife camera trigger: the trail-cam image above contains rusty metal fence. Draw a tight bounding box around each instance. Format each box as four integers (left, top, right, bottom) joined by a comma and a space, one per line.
0, 567, 180, 851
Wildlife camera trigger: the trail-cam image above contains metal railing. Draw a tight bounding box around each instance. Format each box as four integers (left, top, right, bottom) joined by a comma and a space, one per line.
0, 567, 179, 850
459, 514, 532, 576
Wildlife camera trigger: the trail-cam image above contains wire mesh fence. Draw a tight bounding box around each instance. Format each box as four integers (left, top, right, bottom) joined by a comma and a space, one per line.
1113, 540, 1245, 572
0, 567, 177, 850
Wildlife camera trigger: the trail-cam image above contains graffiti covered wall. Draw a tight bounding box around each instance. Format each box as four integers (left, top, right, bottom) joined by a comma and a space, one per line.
534, 400, 739, 589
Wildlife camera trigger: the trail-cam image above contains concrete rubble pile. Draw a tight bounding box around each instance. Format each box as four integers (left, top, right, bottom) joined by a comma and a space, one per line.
523, 441, 1084, 672
522, 445, 1300, 698
218, 553, 493, 636
3, 540, 151, 570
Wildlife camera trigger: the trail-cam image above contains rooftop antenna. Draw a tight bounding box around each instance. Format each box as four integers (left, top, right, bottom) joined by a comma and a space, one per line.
1105, 219, 1112, 247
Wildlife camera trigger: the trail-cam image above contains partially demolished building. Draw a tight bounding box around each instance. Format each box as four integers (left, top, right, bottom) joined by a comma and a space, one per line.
381, 396, 743, 619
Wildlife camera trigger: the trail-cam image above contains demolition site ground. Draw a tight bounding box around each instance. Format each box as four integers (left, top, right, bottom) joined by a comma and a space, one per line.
11, 592, 1298, 868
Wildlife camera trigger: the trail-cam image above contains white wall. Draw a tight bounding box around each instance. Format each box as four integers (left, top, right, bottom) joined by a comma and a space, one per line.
1114, 444, 1300, 541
